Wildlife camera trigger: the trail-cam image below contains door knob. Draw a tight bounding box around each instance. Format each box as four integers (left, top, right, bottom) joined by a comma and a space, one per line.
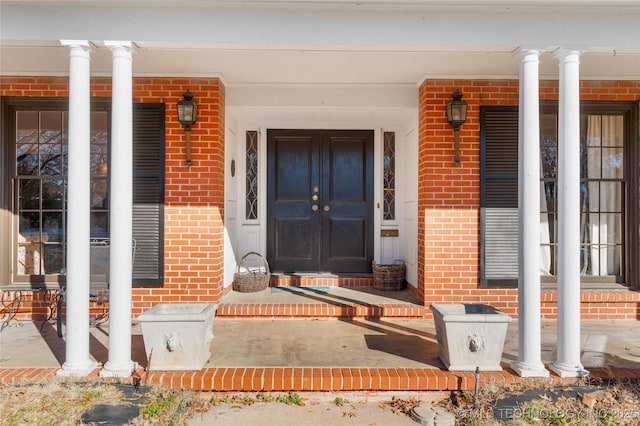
323, 205, 330, 212
312, 195, 318, 201
312, 205, 319, 211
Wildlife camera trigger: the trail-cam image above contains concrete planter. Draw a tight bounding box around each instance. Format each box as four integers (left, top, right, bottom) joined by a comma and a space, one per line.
430, 304, 511, 372
138, 303, 218, 371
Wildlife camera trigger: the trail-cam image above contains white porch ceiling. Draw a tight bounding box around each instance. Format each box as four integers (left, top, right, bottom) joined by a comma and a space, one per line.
1, 0, 639, 86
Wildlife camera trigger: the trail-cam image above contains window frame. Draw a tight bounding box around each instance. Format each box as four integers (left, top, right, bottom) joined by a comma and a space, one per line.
1, 97, 166, 290
479, 101, 639, 289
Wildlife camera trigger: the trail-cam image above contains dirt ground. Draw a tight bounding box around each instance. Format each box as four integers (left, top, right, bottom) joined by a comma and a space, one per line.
1, 378, 639, 425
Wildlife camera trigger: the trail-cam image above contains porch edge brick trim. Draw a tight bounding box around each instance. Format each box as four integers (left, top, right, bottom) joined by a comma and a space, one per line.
4, 367, 640, 392
145, 368, 508, 392
216, 302, 429, 319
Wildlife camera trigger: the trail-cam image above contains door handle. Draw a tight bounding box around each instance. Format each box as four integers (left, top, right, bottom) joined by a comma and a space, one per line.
323, 205, 330, 212
311, 205, 319, 211
312, 195, 318, 201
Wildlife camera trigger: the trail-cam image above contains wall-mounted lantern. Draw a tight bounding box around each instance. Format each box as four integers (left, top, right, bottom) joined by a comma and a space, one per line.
177, 90, 198, 166
446, 90, 468, 167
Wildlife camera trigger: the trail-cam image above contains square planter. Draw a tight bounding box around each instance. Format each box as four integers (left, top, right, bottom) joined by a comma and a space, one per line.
430, 304, 511, 372
138, 303, 218, 371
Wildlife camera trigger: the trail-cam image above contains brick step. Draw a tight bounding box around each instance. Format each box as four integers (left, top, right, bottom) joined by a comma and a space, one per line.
270, 273, 374, 288
216, 301, 428, 319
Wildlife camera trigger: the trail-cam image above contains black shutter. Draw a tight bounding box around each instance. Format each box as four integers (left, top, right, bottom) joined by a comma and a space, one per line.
132, 103, 164, 287
480, 106, 519, 287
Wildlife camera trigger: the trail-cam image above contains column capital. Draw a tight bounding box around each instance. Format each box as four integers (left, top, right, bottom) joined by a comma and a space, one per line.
513, 47, 544, 58
104, 41, 134, 59
552, 48, 584, 62
104, 40, 133, 50
60, 40, 92, 58
60, 39, 91, 48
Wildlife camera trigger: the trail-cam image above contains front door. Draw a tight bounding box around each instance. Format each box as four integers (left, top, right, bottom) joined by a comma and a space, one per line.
267, 129, 374, 273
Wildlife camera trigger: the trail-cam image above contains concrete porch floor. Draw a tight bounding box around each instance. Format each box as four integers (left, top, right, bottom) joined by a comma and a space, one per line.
1, 287, 639, 391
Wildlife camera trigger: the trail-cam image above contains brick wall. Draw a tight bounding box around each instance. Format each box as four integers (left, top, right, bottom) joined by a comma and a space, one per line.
1, 76, 226, 319
2, 76, 639, 321
415, 79, 640, 319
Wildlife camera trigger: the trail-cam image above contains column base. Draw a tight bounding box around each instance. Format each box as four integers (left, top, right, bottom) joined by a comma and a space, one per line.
57, 360, 98, 377
549, 362, 589, 378
100, 360, 137, 378
511, 360, 550, 378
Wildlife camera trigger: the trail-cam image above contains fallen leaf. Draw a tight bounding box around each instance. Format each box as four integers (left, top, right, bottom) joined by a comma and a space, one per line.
582, 393, 597, 409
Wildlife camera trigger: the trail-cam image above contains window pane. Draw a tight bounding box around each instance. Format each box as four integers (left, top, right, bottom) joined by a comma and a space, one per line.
245, 130, 258, 220
62, 143, 69, 176
586, 181, 599, 212
540, 212, 553, 275
42, 212, 63, 242
39, 111, 62, 143
542, 181, 556, 214
42, 179, 64, 209
91, 178, 109, 208
602, 115, 623, 147
540, 114, 558, 179
602, 148, 623, 179
16, 111, 38, 144
40, 143, 63, 176
383, 131, 396, 221
586, 146, 601, 179
600, 182, 621, 212
17, 244, 42, 275
91, 111, 109, 141
19, 212, 40, 240
91, 144, 108, 175
43, 244, 64, 274
16, 143, 39, 176
91, 211, 108, 238
19, 179, 40, 210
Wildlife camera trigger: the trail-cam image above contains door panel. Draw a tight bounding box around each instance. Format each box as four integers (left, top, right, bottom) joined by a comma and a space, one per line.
321, 132, 373, 272
267, 131, 320, 272
267, 129, 373, 273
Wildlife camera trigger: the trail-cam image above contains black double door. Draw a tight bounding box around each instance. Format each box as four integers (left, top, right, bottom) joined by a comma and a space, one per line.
267, 129, 374, 273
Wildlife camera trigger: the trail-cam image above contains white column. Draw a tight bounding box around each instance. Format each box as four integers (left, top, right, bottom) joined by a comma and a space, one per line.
550, 49, 587, 378
101, 41, 136, 378
512, 49, 549, 377
58, 40, 97, 377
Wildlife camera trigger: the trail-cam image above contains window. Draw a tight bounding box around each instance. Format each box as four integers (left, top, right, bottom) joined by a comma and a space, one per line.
383, 131, 396, 221
245, 130, 258, 220
1, 98, 165, 288
480, 103, 638, 288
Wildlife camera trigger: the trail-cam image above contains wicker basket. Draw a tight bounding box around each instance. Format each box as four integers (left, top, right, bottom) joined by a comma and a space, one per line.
233, 252, 271, 292
372, 260, 406, 291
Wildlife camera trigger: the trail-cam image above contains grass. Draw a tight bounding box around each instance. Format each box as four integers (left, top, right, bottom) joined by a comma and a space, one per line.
0, 380, 208, 426
210, 390, 306, 407
0, 380, 123, 426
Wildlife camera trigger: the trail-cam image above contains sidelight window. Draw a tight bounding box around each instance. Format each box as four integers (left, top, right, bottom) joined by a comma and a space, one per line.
383, 131, 396, 221
245, 130, 259, 220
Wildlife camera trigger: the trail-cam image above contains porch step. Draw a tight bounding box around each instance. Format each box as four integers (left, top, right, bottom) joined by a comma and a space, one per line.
216, 302, 428, 319
270, 273, 374, 287
217, 285, 427, 319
